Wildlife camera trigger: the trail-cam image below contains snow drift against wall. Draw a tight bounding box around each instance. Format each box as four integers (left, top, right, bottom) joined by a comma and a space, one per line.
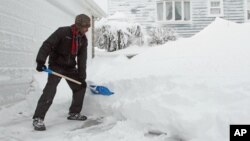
0, 0, 92, 105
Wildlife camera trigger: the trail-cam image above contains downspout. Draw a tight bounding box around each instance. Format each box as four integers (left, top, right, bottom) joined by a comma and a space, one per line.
92, 15, 95, 58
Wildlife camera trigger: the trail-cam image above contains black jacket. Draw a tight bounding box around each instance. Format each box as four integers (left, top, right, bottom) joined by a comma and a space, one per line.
36, 26, 88, 79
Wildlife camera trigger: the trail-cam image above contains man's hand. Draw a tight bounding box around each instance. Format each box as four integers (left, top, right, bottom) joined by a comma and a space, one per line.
79, 77, 87, 88
36, 63, 47, 72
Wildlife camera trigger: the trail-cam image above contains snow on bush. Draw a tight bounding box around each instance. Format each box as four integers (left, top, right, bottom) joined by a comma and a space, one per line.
95, 20, 178, 51
148, 26, 177, 45
95, 15, 177, 51
95, 18, 144, 52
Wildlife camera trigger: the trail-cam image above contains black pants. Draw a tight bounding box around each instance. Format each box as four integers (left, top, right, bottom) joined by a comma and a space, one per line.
33, 67, 86, 120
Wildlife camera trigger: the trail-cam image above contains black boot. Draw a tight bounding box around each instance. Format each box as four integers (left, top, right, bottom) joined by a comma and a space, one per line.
67, 113, 87, 121
33, 118, 46, 131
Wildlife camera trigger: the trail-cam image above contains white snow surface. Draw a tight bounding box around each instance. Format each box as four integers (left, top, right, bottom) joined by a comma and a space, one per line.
1, 18, 250, 141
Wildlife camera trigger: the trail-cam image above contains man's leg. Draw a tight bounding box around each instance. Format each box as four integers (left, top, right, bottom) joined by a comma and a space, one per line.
66, 78, 86, 114
33, 74, 61, 119
64, 70, 86, 114
66, 77, 87, 121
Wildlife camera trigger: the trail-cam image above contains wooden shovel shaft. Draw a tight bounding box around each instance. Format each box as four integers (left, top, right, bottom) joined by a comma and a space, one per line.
52, 71, 82, 85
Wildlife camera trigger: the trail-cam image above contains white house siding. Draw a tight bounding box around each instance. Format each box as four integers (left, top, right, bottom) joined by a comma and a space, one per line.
108, 0, 245, 38
108, 0, 156, 28
223, 0, 245, 22
170, 0, 245, 37
0, 0, 104, 105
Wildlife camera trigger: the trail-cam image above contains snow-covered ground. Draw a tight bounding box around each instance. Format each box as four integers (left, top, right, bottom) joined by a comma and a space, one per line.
1, 18, 250, 141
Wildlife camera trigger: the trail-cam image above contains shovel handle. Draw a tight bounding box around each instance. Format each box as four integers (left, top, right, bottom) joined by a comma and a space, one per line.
43, 68, 82, 85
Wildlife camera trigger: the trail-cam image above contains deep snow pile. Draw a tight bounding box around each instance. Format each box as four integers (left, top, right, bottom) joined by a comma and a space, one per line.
1, 18, 250, 141
87, 18, 250, 141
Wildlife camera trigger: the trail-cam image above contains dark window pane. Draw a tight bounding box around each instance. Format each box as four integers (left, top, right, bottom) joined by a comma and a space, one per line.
166, 2, 172, 20
175, 1, 182, 20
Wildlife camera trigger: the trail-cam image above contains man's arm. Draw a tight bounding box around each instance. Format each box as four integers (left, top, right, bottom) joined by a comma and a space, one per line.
36, 28, 62, 64
77, 38, 88, 83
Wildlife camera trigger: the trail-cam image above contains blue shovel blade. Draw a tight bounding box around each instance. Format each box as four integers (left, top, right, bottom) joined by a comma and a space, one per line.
89, 85, 114, 96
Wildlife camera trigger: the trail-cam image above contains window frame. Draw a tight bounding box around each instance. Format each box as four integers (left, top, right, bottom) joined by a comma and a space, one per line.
208, 0, 224, 17
156, 0, 192, 24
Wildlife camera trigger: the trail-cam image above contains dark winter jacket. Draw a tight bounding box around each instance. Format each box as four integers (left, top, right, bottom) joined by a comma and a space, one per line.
36, 26, 88, 79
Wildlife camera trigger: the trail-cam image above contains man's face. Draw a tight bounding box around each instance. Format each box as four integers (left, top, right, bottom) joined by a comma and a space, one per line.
78, 26, 89, 35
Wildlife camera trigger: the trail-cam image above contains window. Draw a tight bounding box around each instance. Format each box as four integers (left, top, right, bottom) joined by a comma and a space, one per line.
156, 0, 191, 23
166, 2, 173, 20
157, 2, 163, 21
208, 0, 223, 16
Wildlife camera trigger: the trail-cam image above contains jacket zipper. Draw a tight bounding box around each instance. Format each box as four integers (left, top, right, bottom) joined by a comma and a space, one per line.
67, 55, 71, 66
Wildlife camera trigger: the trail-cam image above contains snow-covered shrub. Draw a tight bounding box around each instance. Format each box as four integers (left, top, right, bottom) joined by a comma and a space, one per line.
95, 24, 114, 51
95, 18, 144, 52
127, 24, 144, 46
148, 27, 177, 45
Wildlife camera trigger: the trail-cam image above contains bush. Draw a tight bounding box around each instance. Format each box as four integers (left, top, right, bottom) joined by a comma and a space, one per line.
95, 19, 144, 52
148, 27, 177, 45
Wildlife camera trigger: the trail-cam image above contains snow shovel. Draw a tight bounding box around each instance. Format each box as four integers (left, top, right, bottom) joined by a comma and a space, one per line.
42, 68, 114, 96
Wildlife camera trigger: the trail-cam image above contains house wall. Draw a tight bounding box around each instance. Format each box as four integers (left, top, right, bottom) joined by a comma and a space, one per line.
165, 0, 245, 37
108, 0, 156, 27
0, 0, 94, 105
108, 0, 245, 38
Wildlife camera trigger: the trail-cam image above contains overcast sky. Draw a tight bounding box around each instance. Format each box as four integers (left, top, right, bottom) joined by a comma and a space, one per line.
93, 0, 108, 13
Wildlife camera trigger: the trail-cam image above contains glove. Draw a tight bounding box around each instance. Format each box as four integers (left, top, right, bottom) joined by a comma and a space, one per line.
79, 77, 87, 88
36, 63, 47, 72
81, 81, 87, 88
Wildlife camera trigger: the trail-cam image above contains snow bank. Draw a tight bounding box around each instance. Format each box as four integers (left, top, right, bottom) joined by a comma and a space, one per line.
92, 18, 250, 81
85, 18, 250, 141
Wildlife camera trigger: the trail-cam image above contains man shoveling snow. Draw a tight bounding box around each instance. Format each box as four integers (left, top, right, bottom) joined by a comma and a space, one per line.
33, 14, 91, 131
